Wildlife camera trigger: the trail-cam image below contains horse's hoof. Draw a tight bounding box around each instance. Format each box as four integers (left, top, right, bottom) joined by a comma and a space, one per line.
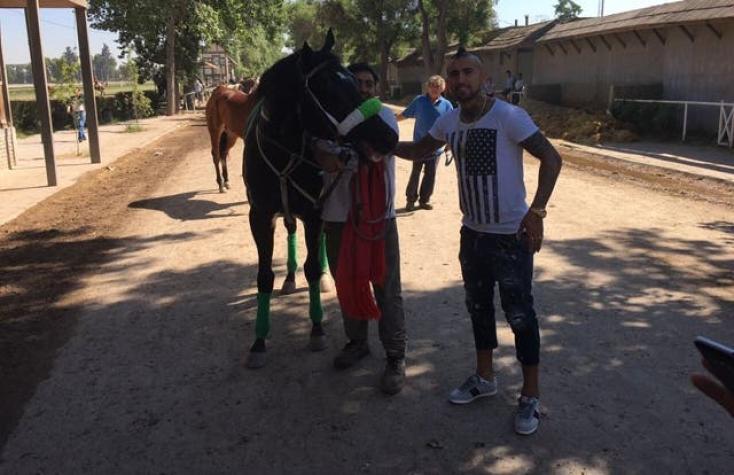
319, 273, 333, 293
219, 186, 226, 193
246, 339, 267, 368
224, 181, 231, 189
245, 351, 266, 369
309, 325, 327, 352
281, 279, 297, 295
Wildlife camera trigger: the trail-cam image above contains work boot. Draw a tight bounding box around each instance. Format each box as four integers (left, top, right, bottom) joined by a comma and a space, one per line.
405, 201, 416, 212
419, 202, 433, 210
333, 340, 369, 370
380, 356, 406, 395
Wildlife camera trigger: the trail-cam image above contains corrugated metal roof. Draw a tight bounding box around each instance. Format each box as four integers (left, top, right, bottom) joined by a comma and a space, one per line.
539, 0, 734, 42
470, 21, 555, 51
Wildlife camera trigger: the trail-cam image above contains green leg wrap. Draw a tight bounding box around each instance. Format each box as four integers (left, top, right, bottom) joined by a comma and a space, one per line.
308, 282, 323, 324
255, 292, 272, 339
319, 232, 328, 274
287, 233, 298, 274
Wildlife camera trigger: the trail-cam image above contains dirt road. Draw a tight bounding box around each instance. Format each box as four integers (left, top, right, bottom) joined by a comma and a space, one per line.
1, 116, 732, 474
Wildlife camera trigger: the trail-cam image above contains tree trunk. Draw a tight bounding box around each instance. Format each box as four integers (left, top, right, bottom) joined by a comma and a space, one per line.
165, 14, 177, 116
379, 39, 390, 99
417, 0, 434, 78
433, 0, 448, 75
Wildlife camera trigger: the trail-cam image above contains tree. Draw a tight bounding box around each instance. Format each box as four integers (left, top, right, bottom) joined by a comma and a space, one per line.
554, 0, 582, 20
93, 43, 117, 81
123, 51, 153, 122
417, 0, 495, 76
233, 25, 286, 78
447, 0, 497, 47
62, 46, 79, 65
51, 53, 80, 106
7, 64, 33, 84
349, 0, 420, 97
88, 0, 286, 115
286, 0, 357, 60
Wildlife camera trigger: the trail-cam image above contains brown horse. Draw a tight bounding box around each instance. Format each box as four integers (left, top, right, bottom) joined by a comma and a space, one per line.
205, 85, 256, 193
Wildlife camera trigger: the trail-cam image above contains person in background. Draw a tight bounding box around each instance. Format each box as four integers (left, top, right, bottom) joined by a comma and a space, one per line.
397, 75, 454, 211
512, 73, 525, 105
68, 88, 86, 143
194, 78, 204, 106
502, 70, 515, 99
482, 76, 495, 97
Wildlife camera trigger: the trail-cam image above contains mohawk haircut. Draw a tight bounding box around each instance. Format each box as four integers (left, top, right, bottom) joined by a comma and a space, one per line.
451, 46, 483, 63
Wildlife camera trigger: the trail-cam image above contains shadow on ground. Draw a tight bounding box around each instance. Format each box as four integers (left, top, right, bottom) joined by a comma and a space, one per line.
2, 223, 733, 473
129, 192, 246, 221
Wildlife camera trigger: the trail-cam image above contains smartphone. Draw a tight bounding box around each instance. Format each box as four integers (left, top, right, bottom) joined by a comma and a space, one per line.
694, 336, 734, 393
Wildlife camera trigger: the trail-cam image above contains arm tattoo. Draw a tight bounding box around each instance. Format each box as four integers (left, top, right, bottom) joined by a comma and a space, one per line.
520, 131, 557, 160
519, 130, 562, 210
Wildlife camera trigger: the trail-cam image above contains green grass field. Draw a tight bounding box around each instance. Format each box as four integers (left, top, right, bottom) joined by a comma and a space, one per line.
8, 82, 156, 101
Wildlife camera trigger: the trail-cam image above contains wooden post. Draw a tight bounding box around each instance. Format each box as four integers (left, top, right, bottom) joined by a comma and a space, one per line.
26, 0, 57, 186
75, 7, 101, 164
0, 24, 12, 128
0, 23, 13, 170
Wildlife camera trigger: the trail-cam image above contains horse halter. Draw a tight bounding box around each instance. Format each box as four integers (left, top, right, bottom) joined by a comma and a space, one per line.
303, 60, 382, 137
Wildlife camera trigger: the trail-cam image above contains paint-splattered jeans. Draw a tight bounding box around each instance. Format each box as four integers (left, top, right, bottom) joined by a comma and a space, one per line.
459, 226, 540, 366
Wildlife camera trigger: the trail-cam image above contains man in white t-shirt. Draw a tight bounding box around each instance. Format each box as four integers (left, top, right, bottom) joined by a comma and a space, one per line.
394, 47, 562, 435
314, 63, 406, 396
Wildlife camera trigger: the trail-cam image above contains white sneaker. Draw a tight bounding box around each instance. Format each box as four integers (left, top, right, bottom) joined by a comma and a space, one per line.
514, 395, 540, 435
448, 374, 498, 404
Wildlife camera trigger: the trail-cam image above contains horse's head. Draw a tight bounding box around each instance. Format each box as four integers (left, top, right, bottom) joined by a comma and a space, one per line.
256, 30, 397, 156
298, 32, 398, 155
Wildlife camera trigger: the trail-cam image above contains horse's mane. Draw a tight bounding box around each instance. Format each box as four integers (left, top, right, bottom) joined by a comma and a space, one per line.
252, 48, 338, 123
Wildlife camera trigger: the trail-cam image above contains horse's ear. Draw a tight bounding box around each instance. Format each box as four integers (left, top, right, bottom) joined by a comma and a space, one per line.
322, 29, 335, 53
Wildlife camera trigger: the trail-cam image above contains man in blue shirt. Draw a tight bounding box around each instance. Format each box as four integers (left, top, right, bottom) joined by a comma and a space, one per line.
397, 75, 453, 211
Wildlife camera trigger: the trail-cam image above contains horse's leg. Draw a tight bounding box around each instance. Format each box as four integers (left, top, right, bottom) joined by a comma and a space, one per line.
281, 219, 298, 295
215, 131, 228, 193
246, 208, 275, 369
209, 133, 224, 193
319, 232, 333, 293
304, 217, 327, 351
222, 133, 236, 189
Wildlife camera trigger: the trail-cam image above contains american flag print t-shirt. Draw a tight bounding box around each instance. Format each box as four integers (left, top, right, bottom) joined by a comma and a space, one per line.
429, 99, 539, 234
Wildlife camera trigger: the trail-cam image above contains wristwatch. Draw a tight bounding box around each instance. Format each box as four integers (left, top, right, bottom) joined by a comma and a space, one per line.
529, 207, 547, 219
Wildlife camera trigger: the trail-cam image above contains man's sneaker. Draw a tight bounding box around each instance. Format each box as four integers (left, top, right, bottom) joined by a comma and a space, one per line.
405, 201, 416, 212
514, 395, 540, 435
448, 374, 497, 404
419, 202, 433, 210
333, 340, 369, 370
380, 356, 405, 395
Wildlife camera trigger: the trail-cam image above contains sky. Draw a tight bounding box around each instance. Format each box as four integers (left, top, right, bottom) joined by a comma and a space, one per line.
1, 0, 677, 66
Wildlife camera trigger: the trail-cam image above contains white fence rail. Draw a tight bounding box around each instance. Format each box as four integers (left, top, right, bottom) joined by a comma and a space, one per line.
612, 98, 734, 148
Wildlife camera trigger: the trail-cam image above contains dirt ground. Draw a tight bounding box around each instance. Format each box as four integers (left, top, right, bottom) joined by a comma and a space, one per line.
1, 115, 733, 474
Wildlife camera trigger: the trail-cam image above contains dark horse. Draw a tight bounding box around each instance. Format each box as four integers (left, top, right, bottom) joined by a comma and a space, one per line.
244, 31, 398, 368
206, 84, 329, 295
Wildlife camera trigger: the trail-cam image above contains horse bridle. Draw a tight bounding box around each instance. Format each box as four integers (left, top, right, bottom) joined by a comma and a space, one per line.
250, 58, 359, 227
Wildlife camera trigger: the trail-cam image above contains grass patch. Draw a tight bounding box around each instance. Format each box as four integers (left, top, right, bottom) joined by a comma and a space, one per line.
14, 129, 32, 140
8, 82, 156, 101
124, 124, 144, 133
